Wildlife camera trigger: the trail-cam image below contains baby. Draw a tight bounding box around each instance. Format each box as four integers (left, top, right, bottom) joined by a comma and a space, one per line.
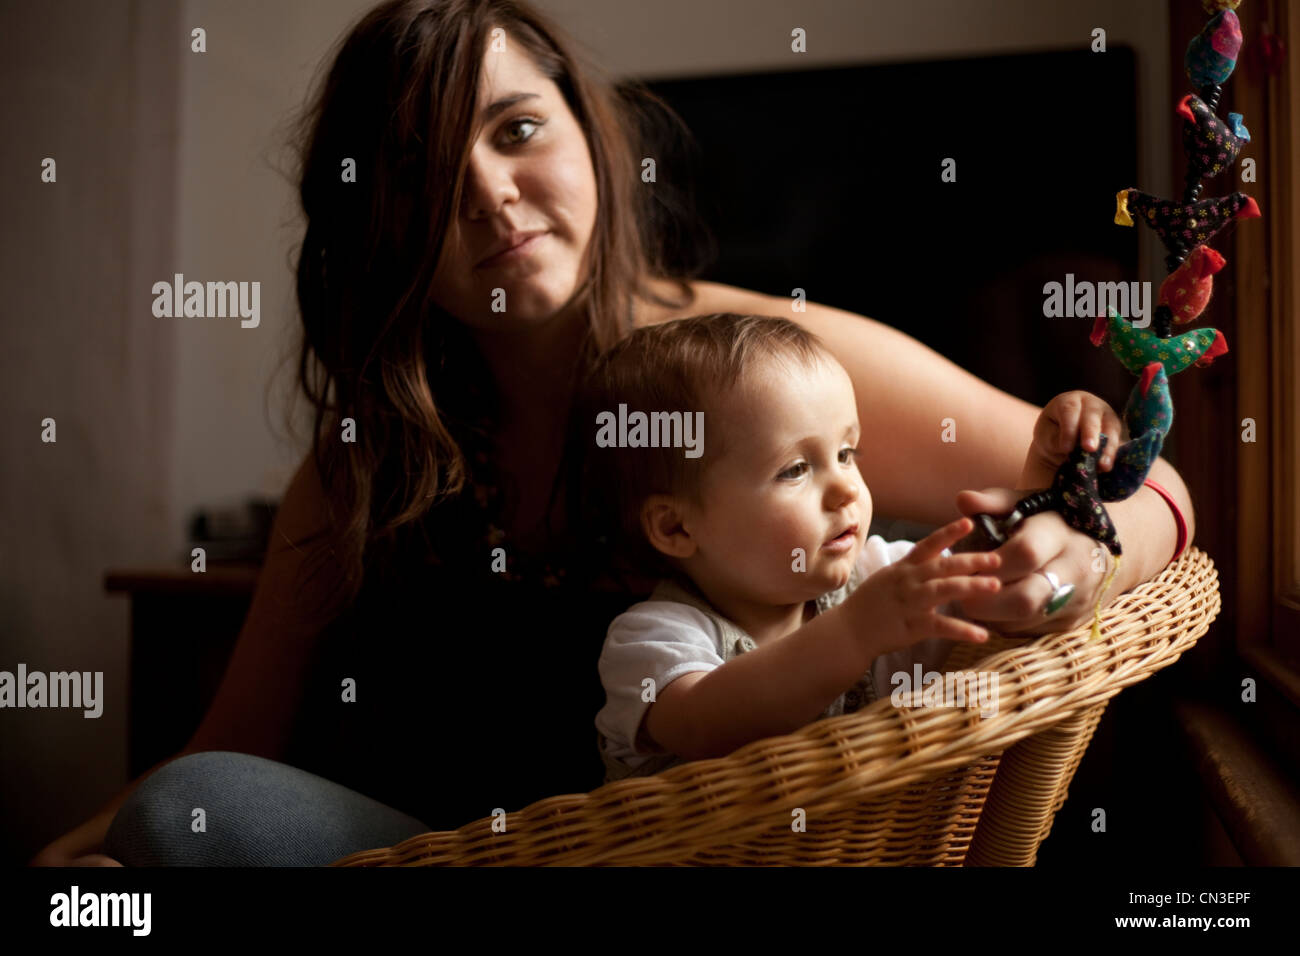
581, 313, 1003, 782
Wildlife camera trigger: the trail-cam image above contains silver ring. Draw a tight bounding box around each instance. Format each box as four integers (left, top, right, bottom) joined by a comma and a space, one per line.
1039, 570, 1075, 616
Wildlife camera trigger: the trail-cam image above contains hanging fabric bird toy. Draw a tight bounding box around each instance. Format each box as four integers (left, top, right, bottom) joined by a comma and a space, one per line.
952, 0, 1259, 641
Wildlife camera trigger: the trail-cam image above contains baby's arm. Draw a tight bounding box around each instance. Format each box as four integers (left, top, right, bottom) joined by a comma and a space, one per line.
643, 602, 890, 760
644, 518, 1000, 761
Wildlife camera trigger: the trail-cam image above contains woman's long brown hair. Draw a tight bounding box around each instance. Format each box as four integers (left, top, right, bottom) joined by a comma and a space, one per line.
286, 0, 700, 607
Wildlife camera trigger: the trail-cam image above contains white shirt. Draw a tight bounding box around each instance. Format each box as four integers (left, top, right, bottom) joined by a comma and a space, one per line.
595, 535, 956, 774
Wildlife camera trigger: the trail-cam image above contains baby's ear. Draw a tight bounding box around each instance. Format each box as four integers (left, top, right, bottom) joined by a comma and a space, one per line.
640, 495, 696, 559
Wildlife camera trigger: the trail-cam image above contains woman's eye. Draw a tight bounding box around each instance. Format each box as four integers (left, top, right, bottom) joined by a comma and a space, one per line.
502, 117, 544, 145
778, 462, 808, 480
839, 447, 860, 464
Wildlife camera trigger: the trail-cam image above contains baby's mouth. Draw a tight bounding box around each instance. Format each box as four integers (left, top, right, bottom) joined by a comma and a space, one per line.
822, 524, 859, 551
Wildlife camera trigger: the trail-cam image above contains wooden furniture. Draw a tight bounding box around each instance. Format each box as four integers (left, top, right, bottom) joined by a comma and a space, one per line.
104, 565, 258, 777
332, 547, 1220, 866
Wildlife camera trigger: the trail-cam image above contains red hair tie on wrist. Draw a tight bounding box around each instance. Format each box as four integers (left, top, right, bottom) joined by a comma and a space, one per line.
1143, 478, 1188, 564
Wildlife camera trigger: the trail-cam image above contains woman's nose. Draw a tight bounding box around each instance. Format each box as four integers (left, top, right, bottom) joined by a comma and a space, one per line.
462, 148, 520, 220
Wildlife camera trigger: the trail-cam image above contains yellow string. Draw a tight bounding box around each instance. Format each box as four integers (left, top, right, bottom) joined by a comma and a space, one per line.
1090, 552, 1122, 641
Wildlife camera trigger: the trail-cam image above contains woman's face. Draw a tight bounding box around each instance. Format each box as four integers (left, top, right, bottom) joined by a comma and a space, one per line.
428, 38, 599, 333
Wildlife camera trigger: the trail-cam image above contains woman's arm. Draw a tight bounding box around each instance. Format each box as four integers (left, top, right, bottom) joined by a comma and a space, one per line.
688, 282, 1041, 521
792, 300, 1042, 521
712, 285, 1195, 604
792, 296, 1195, 600
181, 450, 350, 758
30, 451, 348, 864
1101, 455, 1195, 593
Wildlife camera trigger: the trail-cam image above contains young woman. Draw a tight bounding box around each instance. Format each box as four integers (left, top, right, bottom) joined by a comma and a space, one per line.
32, 0, 1193, 866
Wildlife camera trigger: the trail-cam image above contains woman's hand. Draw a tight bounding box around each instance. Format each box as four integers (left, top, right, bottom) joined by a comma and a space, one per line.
27, 798, 130, 867
964, 389, 1124, 632
45, 854, 123, 867
1021, 390, 1125, 489
952, 487, 1115, 636
28, 843, 123, 867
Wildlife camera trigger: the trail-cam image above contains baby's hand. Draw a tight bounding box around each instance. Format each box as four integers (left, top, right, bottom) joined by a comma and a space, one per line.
849, 517, 1002, 657
1026, 391, 1125, 484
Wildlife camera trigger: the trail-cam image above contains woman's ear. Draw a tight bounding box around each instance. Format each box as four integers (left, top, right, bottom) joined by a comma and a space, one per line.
640, 494, 696, 559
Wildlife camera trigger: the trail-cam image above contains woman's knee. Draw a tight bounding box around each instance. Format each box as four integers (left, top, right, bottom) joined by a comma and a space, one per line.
104, 750, 432, 866
104, 751, 269, 866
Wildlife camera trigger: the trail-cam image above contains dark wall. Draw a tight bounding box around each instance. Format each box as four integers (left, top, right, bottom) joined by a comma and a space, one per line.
642, 48, 1140, 411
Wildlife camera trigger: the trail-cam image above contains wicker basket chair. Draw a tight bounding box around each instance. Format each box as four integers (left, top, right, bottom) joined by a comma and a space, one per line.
332, 546, 1220, 867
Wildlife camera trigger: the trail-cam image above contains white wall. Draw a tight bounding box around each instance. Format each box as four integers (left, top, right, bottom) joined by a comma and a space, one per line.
2, 0, 1170, 862
0, 0, 180, 863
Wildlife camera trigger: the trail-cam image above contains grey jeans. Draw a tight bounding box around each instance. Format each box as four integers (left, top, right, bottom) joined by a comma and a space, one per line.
103, 751, 433, 866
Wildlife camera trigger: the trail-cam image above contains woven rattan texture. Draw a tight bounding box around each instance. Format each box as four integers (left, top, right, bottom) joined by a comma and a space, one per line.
332, 546, 1219, 866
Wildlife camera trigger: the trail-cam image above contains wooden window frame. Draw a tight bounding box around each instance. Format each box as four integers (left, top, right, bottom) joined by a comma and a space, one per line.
1232, 0, 1300, 705
1160, 1, 1300, 862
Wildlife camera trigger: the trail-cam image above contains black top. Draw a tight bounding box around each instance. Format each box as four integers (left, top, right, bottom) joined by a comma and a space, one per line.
285, 344, 647, 829
287, 559, 640, 830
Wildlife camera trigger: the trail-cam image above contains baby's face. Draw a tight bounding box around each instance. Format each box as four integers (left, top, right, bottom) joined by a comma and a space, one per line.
685, 353, 871, 604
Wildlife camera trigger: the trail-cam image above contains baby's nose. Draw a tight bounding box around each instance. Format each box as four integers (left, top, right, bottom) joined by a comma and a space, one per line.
830, 475, 860, 504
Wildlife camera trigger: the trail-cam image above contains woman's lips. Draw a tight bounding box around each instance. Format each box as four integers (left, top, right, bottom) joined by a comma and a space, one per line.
822, 525, 859, 553
476, 232, 547, 269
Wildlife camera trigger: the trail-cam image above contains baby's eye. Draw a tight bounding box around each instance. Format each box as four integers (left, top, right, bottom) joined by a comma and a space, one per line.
839, 447, 860, 464
777, 461, 808, 481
